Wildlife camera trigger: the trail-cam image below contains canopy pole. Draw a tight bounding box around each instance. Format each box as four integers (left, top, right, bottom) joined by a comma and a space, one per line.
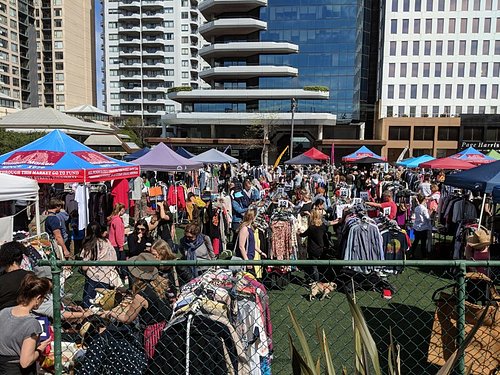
478, 193, 487, 228
35, 194, 41, 236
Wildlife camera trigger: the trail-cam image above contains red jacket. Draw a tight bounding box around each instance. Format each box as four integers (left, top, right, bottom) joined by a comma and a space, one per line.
167, 185, 186, 209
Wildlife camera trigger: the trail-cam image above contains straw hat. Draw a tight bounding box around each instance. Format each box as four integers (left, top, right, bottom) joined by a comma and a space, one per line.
127, 252, 158, 281
466, 228, 491, 250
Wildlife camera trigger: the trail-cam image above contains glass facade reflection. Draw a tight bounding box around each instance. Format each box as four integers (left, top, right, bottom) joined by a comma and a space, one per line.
259, 0, 378, 127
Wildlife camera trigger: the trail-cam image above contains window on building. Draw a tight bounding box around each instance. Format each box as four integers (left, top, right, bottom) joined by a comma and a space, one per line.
55, 73, 64, 81
495, 40, 500, 54
403, 0, 409, 11
181, 48, 188, 55
390, 41, 396, 55
391, 19, 397, 33
481, 62, 488, 77
460, 18, 467, 33
459, 40, 466, 55
421, 106, 428, 116
54, 30, 62, 38
182, 60, 188, 67
462, 0, 468, 11
412, 63, 418, 77
471, 40, 478, 55
410, 84, 417, 99
467, 106, 475, 113
55, 62, 63, 70
435, 63, 442, 77
55, 52, 63, 59
483, 40, 490, 55
472, 18, 479, 33
468, 84, 475, 99
469, 62, 477, 77
438, 127, 459, 141
54, 9, 62, 17
438, 0, 445, 10
433, 106, 440, 116
56, 94, 64, 102
388, 85, 394, 99
181, 12, 188, 18
389, 126, 410, 140
402, 19, 409, 33
165, 7, 174, 13
423, 63, 430, 77
413, 41, 419, 55
445, 84, 452, 98
446, 63, 453, 77
54, 19, 62, 27
389, 63, 395, 77
434, 84, 441, 98
400, 63, 407, 77
447, 40, 454, 55
54, 41, 63, 49
449, 18, 456, 33
457, 84, 464, 98
399, 85, 406, 99
437, 18, 444, 33
463, 127, 483, 141
56, 84, 64, 92
401, 41, 408, 55
410, 106, 416, 117
422, 84, 429, 98
458, 62, 465, 77
414, 126, 435, 140
492, 84, 499, 99
424, 41, 431, 55
182, 72, 189, 78
426, 0, 433, 11
484, 18, 491, 33
398, 106, 406, 116
480, 84, 487, 99
436, 40, 443, 55
486, 0, 492, 9
387, 106, 394, 117
473, 0, 480, 10
450, 0, 457, 10
108, 22, 117, 29
425, 19, 432, 33
181, 25, 189, 32
414, 19, 420, 33
415, 0, 421, 11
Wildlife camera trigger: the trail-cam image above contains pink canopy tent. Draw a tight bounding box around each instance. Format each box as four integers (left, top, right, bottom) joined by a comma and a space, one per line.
419, 157, 476, 170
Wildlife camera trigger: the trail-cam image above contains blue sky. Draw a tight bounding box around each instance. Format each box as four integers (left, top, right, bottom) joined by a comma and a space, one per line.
94, 2, 103, 109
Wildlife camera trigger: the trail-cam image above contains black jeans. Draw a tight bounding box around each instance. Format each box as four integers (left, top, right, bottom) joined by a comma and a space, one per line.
410, 229, 429, 259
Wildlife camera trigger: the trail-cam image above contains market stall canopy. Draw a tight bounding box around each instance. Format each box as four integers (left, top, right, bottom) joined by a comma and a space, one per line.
0, 130, 139, 183
191, 148, 238, 164
487, 149, 500, 161
396, 154, 435, 168
0, 173, 39, 201
419, 157, 475, 170
284, 154, 322, 165
342, 146, 385, 162
133, 142, 202, 172
445, 160, 500, 193
176, 147, 195, 159
302, 147, 330, 161
124, 147, 150, 161
449, 146, 495, 165
354, 156, 388, 164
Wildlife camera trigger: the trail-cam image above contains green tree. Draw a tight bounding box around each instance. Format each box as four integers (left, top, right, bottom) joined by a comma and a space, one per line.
0, 129, 44, 155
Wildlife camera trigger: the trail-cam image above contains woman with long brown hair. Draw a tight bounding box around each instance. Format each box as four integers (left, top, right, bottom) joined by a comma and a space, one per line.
299, 208, 326, 282
0, 274, 52, 374
236, 209, 266, 272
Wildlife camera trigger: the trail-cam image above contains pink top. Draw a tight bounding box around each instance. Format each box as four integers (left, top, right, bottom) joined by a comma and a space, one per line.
108, 215, 125, 250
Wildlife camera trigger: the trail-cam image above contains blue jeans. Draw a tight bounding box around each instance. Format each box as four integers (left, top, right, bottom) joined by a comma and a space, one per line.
115, 247, 127, 279
82, 277, 111, 308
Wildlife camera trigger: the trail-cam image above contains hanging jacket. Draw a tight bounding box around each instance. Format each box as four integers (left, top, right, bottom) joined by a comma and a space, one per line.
167, 185, 186, 210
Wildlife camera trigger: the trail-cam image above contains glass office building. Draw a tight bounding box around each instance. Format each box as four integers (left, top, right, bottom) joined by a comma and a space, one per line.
260, 0, 379, 131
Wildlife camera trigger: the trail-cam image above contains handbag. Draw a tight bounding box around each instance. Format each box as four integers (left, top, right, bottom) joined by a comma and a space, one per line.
427, 272, 500, 374
148, 186, 163, 197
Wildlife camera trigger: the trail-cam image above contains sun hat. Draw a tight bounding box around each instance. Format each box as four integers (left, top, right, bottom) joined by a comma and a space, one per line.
128, 252, 158, 281
466, 228, 491, 250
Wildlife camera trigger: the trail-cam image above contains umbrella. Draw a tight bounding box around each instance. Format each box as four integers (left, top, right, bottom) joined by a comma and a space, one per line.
284, 154, 322, 165
176, 147, 195, 159
342, 146, 385, 162
303, 147, 329, 161
354, 156, 388, 164
191, 148, 238, 164
0, 129, 139, 183
445, 160, 500, 193
133, 143, 202, 172
487, 149, 500, 160
419, 157, 475, 170
449, 146, 495, 165
397, 154, 435, 168
124, 147, 150, 161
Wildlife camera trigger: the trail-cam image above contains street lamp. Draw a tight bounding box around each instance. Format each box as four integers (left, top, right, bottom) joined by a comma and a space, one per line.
290, 98, 297, 158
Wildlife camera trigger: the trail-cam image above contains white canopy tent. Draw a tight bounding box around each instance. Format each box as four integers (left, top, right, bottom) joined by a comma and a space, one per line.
0, 173, 41, 236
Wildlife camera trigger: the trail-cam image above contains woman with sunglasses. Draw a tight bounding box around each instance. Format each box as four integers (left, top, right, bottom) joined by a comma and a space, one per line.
127, 219, 153, 258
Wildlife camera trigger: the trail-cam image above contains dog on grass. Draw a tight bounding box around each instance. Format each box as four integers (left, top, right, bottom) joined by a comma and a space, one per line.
309, 281, 337, 301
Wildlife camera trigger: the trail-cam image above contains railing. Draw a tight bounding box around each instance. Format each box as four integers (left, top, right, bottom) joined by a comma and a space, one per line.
38, 259, 500, 374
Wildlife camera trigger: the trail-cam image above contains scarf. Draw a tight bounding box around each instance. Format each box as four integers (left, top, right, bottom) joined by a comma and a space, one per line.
180, 234, 205, 276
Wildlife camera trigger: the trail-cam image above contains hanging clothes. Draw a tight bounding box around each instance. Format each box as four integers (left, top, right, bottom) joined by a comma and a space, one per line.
75, 185, 89, 231
111, 179, 130, 209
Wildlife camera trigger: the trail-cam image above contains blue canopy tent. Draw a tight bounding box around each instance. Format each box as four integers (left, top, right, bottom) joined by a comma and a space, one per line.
450, 146, 495, 165
396, 154, 435, 168
124, 147, 150, 161
176, 147, 195, 159
342, 146, 385, 162
0, 129, 140, 183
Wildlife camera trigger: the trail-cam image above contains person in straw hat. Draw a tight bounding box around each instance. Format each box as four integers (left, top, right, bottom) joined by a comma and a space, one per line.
100, 252, 172, 359
465, 228, 491, 275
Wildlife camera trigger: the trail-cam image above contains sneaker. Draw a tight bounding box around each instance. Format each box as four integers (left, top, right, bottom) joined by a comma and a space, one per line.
382, 289, 393, 300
